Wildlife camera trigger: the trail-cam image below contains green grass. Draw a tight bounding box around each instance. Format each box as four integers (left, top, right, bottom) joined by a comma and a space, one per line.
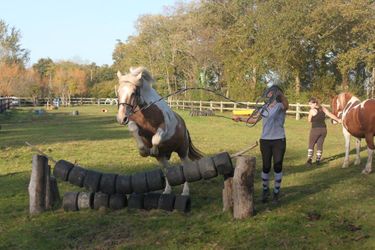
0, 106, 374, 249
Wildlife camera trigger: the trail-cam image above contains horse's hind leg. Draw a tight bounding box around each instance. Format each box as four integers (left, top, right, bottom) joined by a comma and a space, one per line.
157, 157, 172, 194
342, 127, 351, 168
362, 133, 374, 174
181, 157, 191, 196
354, 138, 361, 166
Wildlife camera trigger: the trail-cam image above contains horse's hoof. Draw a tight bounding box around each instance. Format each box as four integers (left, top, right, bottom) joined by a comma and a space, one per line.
150, 146, 159, 157
342, 162, 349, 168
362, 169, 372, 174
139, 147, 150, 157
354, 159, 361, 166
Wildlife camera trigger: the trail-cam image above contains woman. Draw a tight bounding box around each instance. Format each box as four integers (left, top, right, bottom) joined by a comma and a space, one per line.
306, 97, 341, 167
234, 86, 288, 204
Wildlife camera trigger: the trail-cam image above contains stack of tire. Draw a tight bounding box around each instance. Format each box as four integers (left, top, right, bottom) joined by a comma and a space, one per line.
54, 151, 233, 213
189, 110, 215, 117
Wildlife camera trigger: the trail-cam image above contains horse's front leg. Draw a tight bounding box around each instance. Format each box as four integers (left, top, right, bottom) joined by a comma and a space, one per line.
128, 121, 150, 157
342, 127, 351, 168
150, 127, 165, 157
362, 133, 374, 174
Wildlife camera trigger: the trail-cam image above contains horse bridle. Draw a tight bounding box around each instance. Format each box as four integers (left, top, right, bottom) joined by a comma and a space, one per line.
117, 85, 142, 117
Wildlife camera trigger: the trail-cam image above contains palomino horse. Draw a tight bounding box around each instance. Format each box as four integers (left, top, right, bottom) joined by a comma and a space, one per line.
116, 67, 203, 195
331, 92, 375, 174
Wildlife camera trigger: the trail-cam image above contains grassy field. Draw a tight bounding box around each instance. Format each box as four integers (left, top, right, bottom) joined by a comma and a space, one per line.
0, 105, 374, 249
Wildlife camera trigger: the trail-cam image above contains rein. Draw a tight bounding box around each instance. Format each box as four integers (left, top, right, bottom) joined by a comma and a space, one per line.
118, 86, 282, 127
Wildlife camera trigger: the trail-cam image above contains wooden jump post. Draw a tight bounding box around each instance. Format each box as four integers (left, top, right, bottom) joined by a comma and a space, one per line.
223, 142, 257, 219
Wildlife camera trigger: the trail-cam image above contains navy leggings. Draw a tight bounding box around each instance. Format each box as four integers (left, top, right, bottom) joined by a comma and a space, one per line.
260, 138, 286, 174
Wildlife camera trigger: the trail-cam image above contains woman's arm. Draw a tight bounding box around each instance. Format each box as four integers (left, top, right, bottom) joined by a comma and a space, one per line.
322, 106, 342, 123
233, 114, 260, 124
308, 109, 316, 122
278, 93, 289, 110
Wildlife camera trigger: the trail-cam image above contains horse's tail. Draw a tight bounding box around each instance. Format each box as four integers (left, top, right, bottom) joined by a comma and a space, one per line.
187, 129, 204, 161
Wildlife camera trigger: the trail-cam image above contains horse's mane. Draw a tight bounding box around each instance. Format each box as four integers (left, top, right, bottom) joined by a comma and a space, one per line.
129, 67, 155, 85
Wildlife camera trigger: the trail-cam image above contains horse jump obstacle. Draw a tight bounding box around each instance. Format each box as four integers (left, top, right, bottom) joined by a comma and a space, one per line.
29, 149, 256, 218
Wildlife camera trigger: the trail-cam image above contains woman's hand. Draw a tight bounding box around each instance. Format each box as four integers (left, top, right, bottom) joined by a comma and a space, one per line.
310, 108, 318, 116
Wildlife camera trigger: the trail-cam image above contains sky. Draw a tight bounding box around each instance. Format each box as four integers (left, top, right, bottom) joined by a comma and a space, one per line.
0, 0, 180, 66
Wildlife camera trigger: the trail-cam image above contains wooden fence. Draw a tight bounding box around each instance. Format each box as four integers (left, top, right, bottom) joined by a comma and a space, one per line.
1, 97, 328, 120
0, 98, 13, 113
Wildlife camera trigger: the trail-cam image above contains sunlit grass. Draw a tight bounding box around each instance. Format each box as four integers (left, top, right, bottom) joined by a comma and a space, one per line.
0, 106, 374, 249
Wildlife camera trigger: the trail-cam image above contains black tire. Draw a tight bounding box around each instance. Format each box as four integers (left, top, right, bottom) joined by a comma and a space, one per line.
68, 166, 87, 187
115, 175, 132, 194
109, 194, 127, 210
131, 172, 149, 194
174, 195, 191, 213
182, 161, 201, 182
77, 192, 94, 210
53, 160, 74, 181
158, 193, 176, 211
166, 165, 185, 186
212, 152, 234, 175
99, 173, 118, 194
128, 193, 144, 209
143, 193, 161, 210
93, 192, 109, 210
197, 157, 218, 180
83, 170, 102, 192
145, 169, 165, 192
63, 192, 79, 211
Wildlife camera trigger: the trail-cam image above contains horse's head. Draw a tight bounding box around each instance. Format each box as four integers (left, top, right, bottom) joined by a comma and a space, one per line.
116, 67, 154, 125
331, 92, 353, 120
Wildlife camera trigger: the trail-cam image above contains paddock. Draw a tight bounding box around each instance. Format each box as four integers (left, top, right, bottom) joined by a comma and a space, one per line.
1, 105, 374, 249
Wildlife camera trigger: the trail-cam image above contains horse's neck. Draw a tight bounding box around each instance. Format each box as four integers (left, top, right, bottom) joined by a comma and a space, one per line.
342, 96, 360, 117
140, 85, 161, 104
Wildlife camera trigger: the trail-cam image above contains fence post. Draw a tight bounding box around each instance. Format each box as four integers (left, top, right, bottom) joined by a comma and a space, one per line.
234, 102, 237, 111
210, 101, 213, 110
182, 100, 185, 110
220, 101, 223, 113
296, 103, 301, 120
199, 100, 202, 111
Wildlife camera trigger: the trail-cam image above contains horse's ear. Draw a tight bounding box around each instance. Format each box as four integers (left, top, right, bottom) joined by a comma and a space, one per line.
136, 71, 143, 81
117, 71, 122, 79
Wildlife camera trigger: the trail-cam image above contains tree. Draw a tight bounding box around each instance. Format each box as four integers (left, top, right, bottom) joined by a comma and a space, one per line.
0, 19, 29, 66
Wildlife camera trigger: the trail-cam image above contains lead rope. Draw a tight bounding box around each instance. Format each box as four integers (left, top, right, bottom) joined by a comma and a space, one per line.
128, 87, 279, 127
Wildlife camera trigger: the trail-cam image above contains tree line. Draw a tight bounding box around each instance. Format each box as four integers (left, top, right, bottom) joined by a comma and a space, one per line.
1, 0, 374, 103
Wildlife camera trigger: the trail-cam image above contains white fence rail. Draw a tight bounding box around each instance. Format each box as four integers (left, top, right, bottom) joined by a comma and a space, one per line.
1, 97, 328, 120
167, 99, 329, 120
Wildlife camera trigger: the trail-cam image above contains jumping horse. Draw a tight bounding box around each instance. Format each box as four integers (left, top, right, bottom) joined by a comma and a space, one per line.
331, 92, 375, 174
116, 67, 203, 195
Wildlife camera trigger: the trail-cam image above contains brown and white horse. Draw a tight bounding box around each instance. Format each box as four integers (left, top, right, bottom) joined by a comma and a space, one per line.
116, 67, 203, 195
331, 92, 375, 174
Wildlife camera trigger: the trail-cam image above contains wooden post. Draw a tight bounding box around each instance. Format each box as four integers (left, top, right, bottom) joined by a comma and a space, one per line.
232, 156, 256, 219
220, 101, 223, 113
28, 155, 60, 215
223, 156, 256, 219
182, 100, 185, 110
29, 155, 48, 215
222, 176, 233, 212
199, 100, 202, 111
296, 103, 300, 120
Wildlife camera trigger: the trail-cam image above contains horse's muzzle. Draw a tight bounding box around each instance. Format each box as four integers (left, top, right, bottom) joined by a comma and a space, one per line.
117, 115, 129, 125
